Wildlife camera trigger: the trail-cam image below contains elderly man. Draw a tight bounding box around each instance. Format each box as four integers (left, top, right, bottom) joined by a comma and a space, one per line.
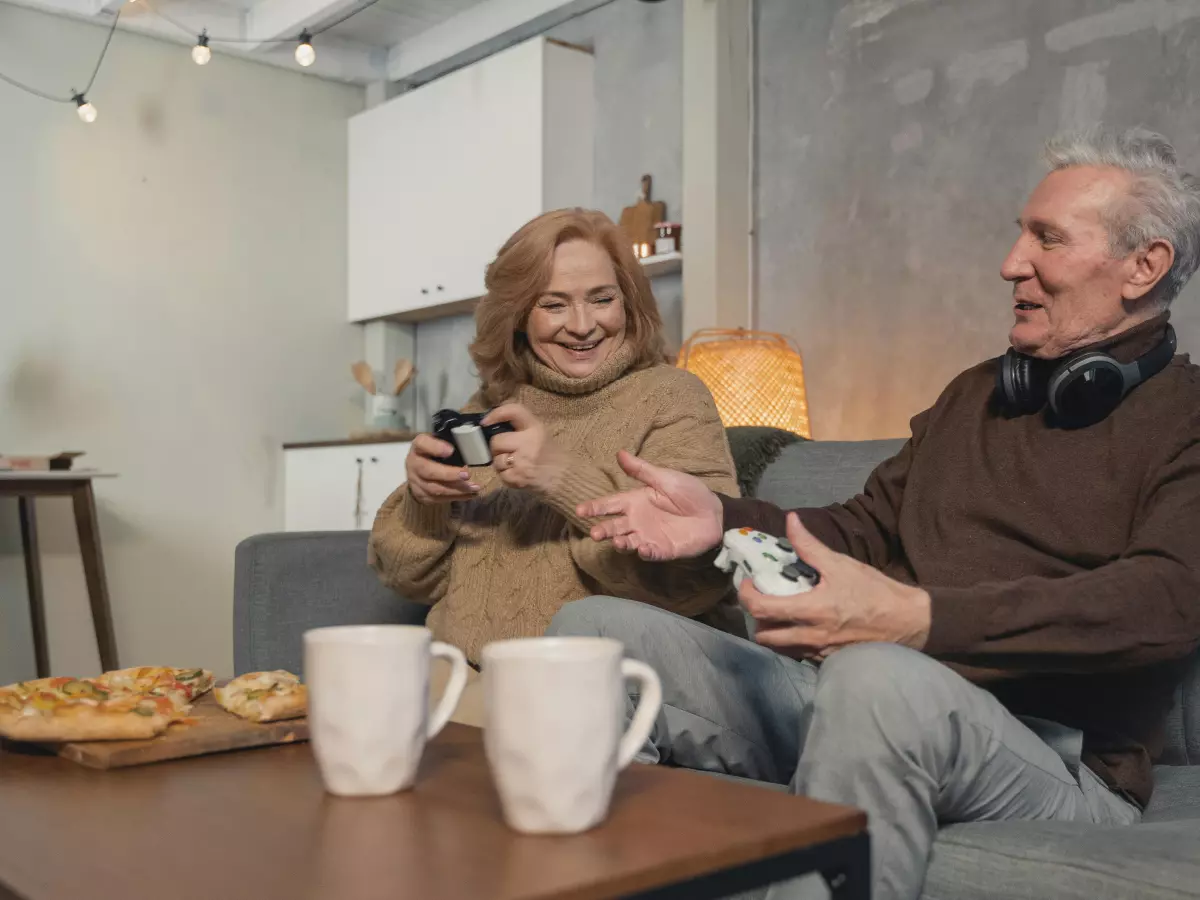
546, 127, 1200, 900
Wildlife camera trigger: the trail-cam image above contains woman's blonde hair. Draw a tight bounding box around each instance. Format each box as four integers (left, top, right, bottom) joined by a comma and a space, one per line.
469, 208, 668, 404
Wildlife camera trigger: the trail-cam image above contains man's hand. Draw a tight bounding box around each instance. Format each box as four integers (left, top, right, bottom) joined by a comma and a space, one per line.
744, 514, 931, 659
575, 450, 723, 561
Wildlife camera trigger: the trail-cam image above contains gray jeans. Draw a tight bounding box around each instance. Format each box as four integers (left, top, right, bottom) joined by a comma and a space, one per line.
546, 596, 1140, 900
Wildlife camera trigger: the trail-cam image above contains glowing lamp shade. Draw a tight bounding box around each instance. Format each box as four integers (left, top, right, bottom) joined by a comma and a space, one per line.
676, 329, 812, 439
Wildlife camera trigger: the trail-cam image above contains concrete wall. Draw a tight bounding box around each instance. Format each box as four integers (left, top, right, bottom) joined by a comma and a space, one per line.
755, 0, 1200, 440
0, 5, 363, 682
410, 0, 684, 429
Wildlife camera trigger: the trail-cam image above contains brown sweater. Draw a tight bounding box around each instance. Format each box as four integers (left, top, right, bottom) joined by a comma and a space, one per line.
721, 314, 1200, 807
369, 343, 741, 664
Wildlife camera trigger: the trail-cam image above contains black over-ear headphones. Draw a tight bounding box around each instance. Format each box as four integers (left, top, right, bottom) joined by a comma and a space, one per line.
996, 325, 1177, 428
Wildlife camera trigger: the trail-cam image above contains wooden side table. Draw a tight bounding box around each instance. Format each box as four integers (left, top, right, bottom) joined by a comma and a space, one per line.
0, 472, 119, 677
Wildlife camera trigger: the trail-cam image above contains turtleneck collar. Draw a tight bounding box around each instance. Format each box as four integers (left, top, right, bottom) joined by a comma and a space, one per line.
525, 340, 637, 396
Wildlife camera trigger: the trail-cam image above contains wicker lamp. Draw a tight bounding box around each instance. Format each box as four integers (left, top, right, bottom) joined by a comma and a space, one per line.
676, 328, 812, 439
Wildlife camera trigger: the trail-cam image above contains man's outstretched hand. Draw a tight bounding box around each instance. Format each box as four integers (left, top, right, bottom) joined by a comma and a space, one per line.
575, 450, 724, 561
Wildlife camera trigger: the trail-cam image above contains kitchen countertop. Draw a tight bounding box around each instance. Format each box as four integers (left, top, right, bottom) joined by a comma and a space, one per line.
283, 433, 417, 450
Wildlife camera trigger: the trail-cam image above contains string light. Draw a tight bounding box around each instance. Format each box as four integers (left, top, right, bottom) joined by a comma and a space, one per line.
295, 31, 316, 67
0, 0, 386, 119
191, 30, 211, 66
73, 93, 97, 123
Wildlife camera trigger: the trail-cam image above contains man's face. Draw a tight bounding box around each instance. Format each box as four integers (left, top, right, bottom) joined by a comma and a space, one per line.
1001, 166, 1143, 359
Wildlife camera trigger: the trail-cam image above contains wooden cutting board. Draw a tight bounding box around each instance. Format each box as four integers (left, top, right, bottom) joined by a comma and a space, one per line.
51, 691, 308, 770
618, 174, 666, 247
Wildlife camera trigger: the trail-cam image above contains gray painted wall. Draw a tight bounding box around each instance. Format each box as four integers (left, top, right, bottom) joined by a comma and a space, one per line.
411, 0, 684, 429
755, 0, 1200, 440
0, 5, 362, 681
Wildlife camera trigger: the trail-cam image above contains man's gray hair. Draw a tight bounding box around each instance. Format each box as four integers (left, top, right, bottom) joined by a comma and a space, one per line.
1043, 126, 1200, 307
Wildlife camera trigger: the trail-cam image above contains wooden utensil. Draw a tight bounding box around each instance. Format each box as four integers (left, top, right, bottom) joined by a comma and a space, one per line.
618, 174, 667, 251
43, 691, 308, 770
351, 361, 377, 394
393, 359, 415, 395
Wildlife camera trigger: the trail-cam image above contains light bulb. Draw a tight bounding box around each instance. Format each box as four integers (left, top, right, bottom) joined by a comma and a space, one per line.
192, 32, 211, 65
73, 93, 97, 123
295, 31, 316, 67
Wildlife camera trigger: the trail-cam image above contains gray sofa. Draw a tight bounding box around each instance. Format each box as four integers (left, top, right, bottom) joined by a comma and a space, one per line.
234, 438, 1200, 899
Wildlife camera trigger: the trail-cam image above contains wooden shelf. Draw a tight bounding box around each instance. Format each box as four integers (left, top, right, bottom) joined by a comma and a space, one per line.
640, 252, 682, 278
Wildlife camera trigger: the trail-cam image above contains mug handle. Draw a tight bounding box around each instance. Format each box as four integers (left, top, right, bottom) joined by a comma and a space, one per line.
427, 641, 469, 739
616, 659, 663, 769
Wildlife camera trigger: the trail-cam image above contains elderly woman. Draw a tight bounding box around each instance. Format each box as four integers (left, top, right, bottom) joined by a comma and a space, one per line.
368, 208, 741, 672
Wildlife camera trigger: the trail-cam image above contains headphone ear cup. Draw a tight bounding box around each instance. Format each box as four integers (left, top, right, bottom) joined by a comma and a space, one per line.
998, 349, 1045, 414
1047, 353, 1127, 427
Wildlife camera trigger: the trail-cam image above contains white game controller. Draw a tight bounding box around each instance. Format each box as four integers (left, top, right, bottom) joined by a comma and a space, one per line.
714, 527, 820, 595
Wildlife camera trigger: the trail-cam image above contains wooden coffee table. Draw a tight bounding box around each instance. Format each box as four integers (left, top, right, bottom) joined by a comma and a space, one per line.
0, 724, 868, 900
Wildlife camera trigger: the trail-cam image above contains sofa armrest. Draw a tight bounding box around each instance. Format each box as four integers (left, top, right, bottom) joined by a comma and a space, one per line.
232, 531, 428, 677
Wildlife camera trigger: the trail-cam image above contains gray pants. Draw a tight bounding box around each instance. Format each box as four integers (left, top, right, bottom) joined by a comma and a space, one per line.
546, 596, 1140, 900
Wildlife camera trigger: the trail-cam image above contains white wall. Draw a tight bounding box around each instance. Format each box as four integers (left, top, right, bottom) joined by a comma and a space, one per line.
0, 5, 364, 682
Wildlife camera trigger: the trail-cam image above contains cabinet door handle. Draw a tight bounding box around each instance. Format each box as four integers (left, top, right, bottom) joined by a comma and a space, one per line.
370, 457, 379, 463
354, 458, 364, 530
421, 288, 429, 295
436, 285, 444, 291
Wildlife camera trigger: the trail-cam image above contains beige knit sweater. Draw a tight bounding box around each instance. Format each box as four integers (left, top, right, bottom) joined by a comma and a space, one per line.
367, 343, 742, 663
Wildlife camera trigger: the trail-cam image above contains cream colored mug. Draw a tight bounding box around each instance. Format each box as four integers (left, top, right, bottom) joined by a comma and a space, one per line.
304, 624, 468, 797
481, 636, 662, 834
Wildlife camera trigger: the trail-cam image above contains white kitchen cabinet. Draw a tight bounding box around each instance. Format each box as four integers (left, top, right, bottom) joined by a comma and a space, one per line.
283, 442, 411, 532
348, 36, 594, 322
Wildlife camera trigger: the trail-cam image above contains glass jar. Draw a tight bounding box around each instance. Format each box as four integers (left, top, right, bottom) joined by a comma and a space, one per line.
654, 222, 682, 256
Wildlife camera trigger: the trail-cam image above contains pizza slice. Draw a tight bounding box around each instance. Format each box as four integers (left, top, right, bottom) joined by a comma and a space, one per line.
215, 671, 307, 723
0, 690, 175, 743
0, 666, 218, 744
94, 667, 215, 715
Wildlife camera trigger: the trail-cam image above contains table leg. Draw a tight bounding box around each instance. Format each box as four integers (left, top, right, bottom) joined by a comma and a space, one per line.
17, 497, 50, 678
822, 831, 871, 900
72, 482, 119, 671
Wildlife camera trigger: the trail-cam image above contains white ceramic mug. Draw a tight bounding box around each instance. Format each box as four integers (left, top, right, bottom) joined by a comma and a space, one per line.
480, 636, 663, 834
304, 624, 468, 797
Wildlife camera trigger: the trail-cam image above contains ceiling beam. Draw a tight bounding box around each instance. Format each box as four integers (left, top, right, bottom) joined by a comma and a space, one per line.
386, 0, 615, 87
240, 0, 364, 52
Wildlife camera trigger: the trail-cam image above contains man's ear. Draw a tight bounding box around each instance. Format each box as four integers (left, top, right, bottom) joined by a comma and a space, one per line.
1123, 238, 1175, 301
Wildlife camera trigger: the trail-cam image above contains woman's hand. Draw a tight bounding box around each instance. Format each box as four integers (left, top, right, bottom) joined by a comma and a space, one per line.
405, 434, 480, 505
484, 404, 565, 492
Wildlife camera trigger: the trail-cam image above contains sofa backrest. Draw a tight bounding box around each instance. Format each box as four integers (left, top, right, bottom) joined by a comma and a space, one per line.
752, 438, 1200, 766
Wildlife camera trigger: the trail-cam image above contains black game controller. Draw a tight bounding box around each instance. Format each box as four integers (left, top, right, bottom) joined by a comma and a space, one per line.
431, 409, 516, 467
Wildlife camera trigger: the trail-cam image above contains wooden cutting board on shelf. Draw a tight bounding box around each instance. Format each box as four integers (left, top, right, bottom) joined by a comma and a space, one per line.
51, 692, 308, 770
618, 174, 666, 247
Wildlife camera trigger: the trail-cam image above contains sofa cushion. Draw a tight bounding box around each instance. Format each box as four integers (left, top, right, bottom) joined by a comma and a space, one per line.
233, 531, 429, 676
925, 767, 1200, 899
1142, 765, 1200, 823
700, 764, 1200, 898
754, 438, 906, 509
924, 817, 1200, 900
1161, 658, 1200, 767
